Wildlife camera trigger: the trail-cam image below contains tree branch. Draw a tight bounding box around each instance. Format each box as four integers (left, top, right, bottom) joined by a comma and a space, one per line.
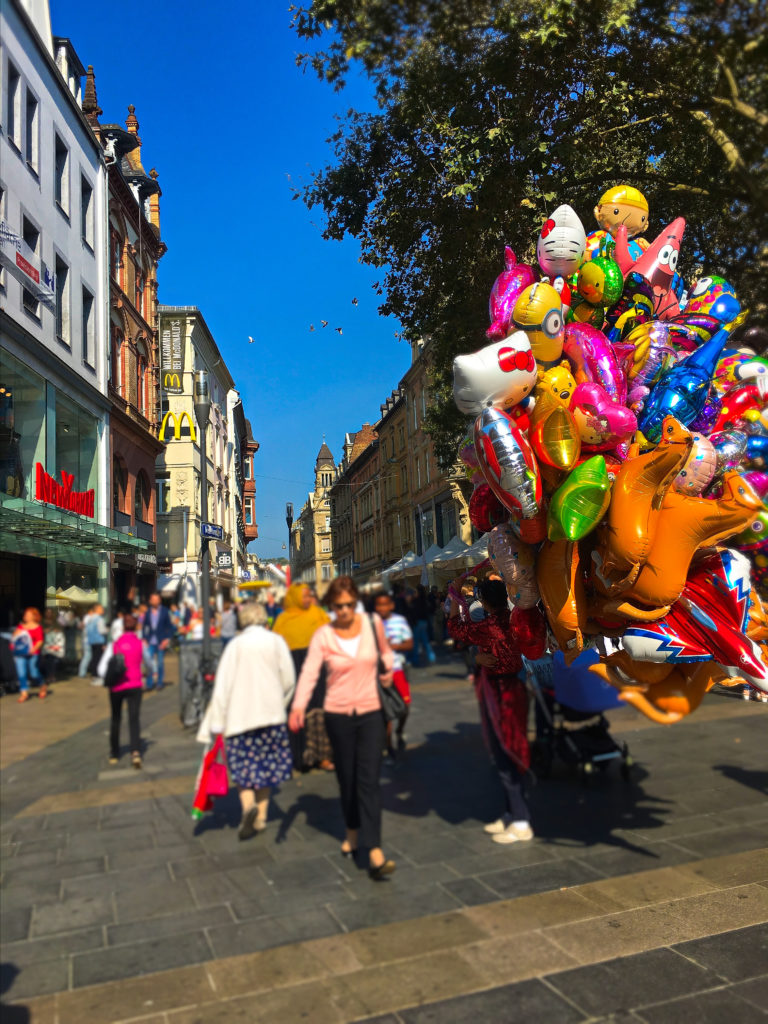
689, 108, 768, 213
709, 94, 768, 129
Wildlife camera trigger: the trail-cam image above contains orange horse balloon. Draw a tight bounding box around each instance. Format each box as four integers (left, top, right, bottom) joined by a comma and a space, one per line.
536, 539, 587, 662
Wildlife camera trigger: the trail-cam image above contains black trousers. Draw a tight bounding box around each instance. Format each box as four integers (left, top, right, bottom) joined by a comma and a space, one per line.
324, 710, 385, 850
483, 706, 530, 822
109, 688, 142, 758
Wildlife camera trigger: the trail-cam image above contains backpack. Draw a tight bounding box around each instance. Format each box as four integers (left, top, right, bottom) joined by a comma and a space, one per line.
12, 631, 32, 656
104, 650, 127, 689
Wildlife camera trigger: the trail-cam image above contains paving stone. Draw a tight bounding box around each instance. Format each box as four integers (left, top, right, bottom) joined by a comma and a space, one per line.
730, 975, 768, 1012
671, 827, 768, 860
575, 841, 698, 880
71, 929, 212, 988
673, 922, 768, 982
680, 849, 768, 889
166, 979, 349, 1024
345, 912, 485, 967
397, 977, 587, 1023
31, 894, 114, 937
330, 885, 461, 932
0, 905, 30, 943
440, 877, 497, 907
9, 848, 59, 869
259, 854, 351, 890
205, 941, 329, 996
57, 963, 214, 1022
186, 871, 243, 907
167, 855, 218, 880
1, 956, 70, 1000
54, 850, 107, 873
477, 856, 604, 900
637, 986, 767, 1023
462, 929, 579, 987
544, 947, 719, 1017
576, 866, 717, 911
113, 879, 196, 923
61, 862, 172, 899
206, 905, 341, 958
108, 903, 233, 947
2, 927, 104, 967
107, 842, 200, 870
463, 887, 608, 937
0, 881, 61, 910
350, 1017, 400, 1024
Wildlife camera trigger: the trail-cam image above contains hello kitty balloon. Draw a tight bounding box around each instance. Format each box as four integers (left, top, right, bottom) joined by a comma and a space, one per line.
453, 333, 537, 416
537, 204, 587, 279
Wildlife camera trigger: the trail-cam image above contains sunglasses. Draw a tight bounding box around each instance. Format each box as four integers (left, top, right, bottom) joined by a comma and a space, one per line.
333, 601, 356, 610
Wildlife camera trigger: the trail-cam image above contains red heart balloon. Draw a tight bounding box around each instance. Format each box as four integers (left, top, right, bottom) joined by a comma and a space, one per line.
469, 484, 507, 533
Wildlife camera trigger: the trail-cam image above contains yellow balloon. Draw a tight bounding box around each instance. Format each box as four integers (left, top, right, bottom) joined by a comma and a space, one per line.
512, 282, 565, 369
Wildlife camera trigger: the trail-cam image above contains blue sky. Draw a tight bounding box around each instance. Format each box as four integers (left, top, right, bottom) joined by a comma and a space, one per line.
50, 0, 411, 559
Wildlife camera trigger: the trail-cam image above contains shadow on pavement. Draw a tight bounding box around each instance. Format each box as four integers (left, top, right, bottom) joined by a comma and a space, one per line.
0, 965, 30, 1023
712, 764, 768, 795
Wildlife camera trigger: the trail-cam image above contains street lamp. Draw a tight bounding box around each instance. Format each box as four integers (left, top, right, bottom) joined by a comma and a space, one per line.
194, 370, 213, 674
285, 502, 294, 579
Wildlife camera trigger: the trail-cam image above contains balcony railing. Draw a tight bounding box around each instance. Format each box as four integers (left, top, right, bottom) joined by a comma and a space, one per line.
135, 519, 154, 542
113, 509, 131, 530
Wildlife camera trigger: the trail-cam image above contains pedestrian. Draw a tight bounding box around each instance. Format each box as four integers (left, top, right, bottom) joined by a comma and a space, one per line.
290, 576, 397, 879
40, 609, 65, 697
141, 593, 175, 691
372, 591, 413, 758
219, 600, 238, 649
84, 604, 108, 686
410, 584, 437, 667
109, 609, 125, 643
273, 583, 334, 772
78, 607, 94, 678
98, 614, 145, 768
12, 607, 44, 703
197, 602, 296, 840
447, 578, 533, 844
265, 590, 282, 626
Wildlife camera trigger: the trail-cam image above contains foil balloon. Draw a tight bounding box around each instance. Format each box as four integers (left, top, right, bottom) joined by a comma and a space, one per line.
709, 430, 748, 478
536, 204, 587, 281
511, 282, 565, 369
743, 470, 768, 500
713, 384, 762, 431
689, 393, 722, 434
510, 605, 547, 660
535, 361, 577, 407
592, 185, 650, 247
672, 433, 717, 494
468, 482, 508, 533
528, 391, 581, 471
458, 435, 479, 472
536, 539, 587, 662
747, 435, 768, 462
569, 252, 624, 327
563, 322, 627, 404
623, 322, 678, 387
453, 334, 537, 415
486, 247, 538, 341
570, 382, 637, 451
547, 455, 611, 542
474, 405, 542, 521
733, 507, 768, 551
685, 275, 740, 324
487, 523, 540, 608
614, 217, 686, 308
592, 417, 692, 590
639, 327, 729, 442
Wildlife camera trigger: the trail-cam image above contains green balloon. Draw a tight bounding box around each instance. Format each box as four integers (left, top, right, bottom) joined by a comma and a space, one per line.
547, 455, 612, 542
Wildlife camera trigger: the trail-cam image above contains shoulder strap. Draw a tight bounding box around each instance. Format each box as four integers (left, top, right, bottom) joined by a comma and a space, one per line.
368, 613, 382, 654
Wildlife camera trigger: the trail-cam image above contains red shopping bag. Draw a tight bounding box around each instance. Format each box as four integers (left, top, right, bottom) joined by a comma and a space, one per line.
191, 735, 228, 819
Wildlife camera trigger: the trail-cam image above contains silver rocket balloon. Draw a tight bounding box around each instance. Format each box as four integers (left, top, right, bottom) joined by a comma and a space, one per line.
473, 406, 541, 519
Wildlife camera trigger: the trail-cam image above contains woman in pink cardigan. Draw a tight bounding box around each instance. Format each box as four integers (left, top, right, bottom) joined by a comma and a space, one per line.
290, 576, 396, 879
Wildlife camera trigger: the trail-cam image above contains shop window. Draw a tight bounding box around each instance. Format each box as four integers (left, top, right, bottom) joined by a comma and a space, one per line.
112, 456, 127, 514
0, 349, 46, 500
81, 287, 94, 366
55, 393, 98, 504
80, 176, 94, 249
22, 216, 40, 318
54, 255, 69, 344
6, 62, 22, 151
25, 90, 39, 174
156, 472, 170, 514
54, 133, 69, 214
134, 471, 149, 522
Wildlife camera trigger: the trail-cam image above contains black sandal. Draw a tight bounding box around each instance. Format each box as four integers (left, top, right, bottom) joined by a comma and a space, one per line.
368, 858, 396, 880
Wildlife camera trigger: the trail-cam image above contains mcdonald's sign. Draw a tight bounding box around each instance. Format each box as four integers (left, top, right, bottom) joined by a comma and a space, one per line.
163, 372, 182, 391
159, 410, 197, 442
159, 315, 184, 394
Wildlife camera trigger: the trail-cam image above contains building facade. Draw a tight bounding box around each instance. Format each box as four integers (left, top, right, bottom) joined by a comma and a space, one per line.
155, 306, 239, 603
291, 441, 336, 596
84, 76, 166, 608
328, 424, 378, 579
376, 390, 412, 564
0, 0, 153, 625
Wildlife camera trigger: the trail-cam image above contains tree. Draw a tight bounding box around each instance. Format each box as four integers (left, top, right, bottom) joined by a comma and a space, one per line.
292, 0, 768, 463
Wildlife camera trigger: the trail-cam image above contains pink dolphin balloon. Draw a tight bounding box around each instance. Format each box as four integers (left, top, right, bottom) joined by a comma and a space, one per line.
563, 322, 627, 405
486, 247, 538, 341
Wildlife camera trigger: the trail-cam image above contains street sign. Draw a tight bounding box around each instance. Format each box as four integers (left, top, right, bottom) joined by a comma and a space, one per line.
201, 522, 223, 540
241, 571, 251, 581
352, 562, 361, 569
217, 552, 233, 569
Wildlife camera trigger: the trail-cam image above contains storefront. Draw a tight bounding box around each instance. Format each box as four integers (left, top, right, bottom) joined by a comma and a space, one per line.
0, 346, 155, 626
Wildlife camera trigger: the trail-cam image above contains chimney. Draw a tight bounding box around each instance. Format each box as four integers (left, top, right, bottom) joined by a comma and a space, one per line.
126, 104, 141, 144
148, 168, 161, 232
82, 65, 102, 128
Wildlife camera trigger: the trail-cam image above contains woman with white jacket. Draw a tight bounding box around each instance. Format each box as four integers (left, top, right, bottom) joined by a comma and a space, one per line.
197, 602, 296, 840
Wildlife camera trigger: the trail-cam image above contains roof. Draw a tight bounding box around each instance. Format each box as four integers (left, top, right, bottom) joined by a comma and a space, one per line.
315, 441, 335, 467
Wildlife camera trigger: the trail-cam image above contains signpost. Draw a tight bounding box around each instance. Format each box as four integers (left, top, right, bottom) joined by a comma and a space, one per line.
201, 522, 223, 540
216, 551, 233, 569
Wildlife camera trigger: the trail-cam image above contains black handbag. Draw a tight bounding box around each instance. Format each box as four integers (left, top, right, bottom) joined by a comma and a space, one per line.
104, 651, 126, 689
369, 614, 406, 722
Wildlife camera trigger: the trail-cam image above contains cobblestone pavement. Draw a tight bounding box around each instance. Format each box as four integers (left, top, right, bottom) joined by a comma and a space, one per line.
1, 650, 766, 1022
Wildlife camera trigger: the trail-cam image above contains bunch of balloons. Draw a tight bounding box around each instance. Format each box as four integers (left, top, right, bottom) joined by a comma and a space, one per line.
453, 186, 768, 724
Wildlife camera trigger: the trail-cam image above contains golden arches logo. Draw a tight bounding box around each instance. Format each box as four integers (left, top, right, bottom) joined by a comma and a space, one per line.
163, 372, 182, 390
159, 410, 196, 442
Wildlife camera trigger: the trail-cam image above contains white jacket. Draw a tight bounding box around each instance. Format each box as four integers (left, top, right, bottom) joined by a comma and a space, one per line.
196, 626, 296, 743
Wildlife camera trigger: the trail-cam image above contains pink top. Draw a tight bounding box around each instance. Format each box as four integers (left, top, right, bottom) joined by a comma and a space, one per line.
112, 632, 144, 692
294, 614, 394, 715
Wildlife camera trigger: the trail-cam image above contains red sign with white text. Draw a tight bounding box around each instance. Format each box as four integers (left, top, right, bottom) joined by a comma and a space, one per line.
35, 463, 95, 518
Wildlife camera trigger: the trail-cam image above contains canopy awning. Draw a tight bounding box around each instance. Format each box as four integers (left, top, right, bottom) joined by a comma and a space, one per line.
431, 536, 470, 564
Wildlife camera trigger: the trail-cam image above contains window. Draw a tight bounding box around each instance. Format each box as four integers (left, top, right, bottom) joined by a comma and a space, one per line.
22, 216, 40, 317
135, 270, 145, 316
321, 538, 331, 553
426, 451, 431, 483
134, 472, 149, 522
54, 134, 69, 213
421, 388, 427, 419
244, 458, 252, 480
136, 341, 148, 416
81, 287, 94, 365
325, 515, 331, 531
412, 393, 419, 429
245, 498, 254, 526
25, 90, 39, 173
398, 427, 404, 451
110, 326, 124, 392
415, 458, 421, 490
156, 473, 170, 514
110, 232, 121, 282
401, 464, 408, 493
0, 186, 5, 289
113, 457, 127, 513
80, 176, 94, 248
54, 255, 69, 343
7, 63, 21, 150
321, 564, 332, 581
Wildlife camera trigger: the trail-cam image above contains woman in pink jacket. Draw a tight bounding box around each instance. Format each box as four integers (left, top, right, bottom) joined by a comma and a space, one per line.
290, 576, 396, 879
100, 614, 145, 768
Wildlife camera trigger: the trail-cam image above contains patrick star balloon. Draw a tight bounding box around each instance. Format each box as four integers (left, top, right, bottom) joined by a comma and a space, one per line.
614, 217, 686, 318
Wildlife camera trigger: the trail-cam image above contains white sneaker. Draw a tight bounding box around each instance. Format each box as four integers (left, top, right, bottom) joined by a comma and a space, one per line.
492, 822, 534, 844
483, 817, 510, 835
90, 678, 103, 687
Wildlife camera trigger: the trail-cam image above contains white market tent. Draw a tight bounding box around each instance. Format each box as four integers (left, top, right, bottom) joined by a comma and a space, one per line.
430, 535, 470, 567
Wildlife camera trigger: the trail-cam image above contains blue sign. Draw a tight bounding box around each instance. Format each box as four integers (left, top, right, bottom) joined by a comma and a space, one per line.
201, 522, 223, 540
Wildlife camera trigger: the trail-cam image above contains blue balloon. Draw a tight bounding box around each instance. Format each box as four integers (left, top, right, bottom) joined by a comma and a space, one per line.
746, 435, 768, 460
639, 328, 730, 442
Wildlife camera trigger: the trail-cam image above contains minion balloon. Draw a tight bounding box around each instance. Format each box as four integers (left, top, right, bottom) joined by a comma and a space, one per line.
512, 282, 565, 371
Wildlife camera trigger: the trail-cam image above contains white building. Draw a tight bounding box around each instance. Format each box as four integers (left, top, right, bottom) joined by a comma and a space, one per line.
0, 0, 149, 624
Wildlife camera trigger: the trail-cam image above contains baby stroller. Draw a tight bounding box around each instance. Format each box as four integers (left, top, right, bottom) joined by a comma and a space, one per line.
526, 651, 633, 782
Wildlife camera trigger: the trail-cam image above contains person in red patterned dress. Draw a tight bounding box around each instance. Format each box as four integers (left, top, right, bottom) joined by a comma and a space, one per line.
447, 578, 537, 844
